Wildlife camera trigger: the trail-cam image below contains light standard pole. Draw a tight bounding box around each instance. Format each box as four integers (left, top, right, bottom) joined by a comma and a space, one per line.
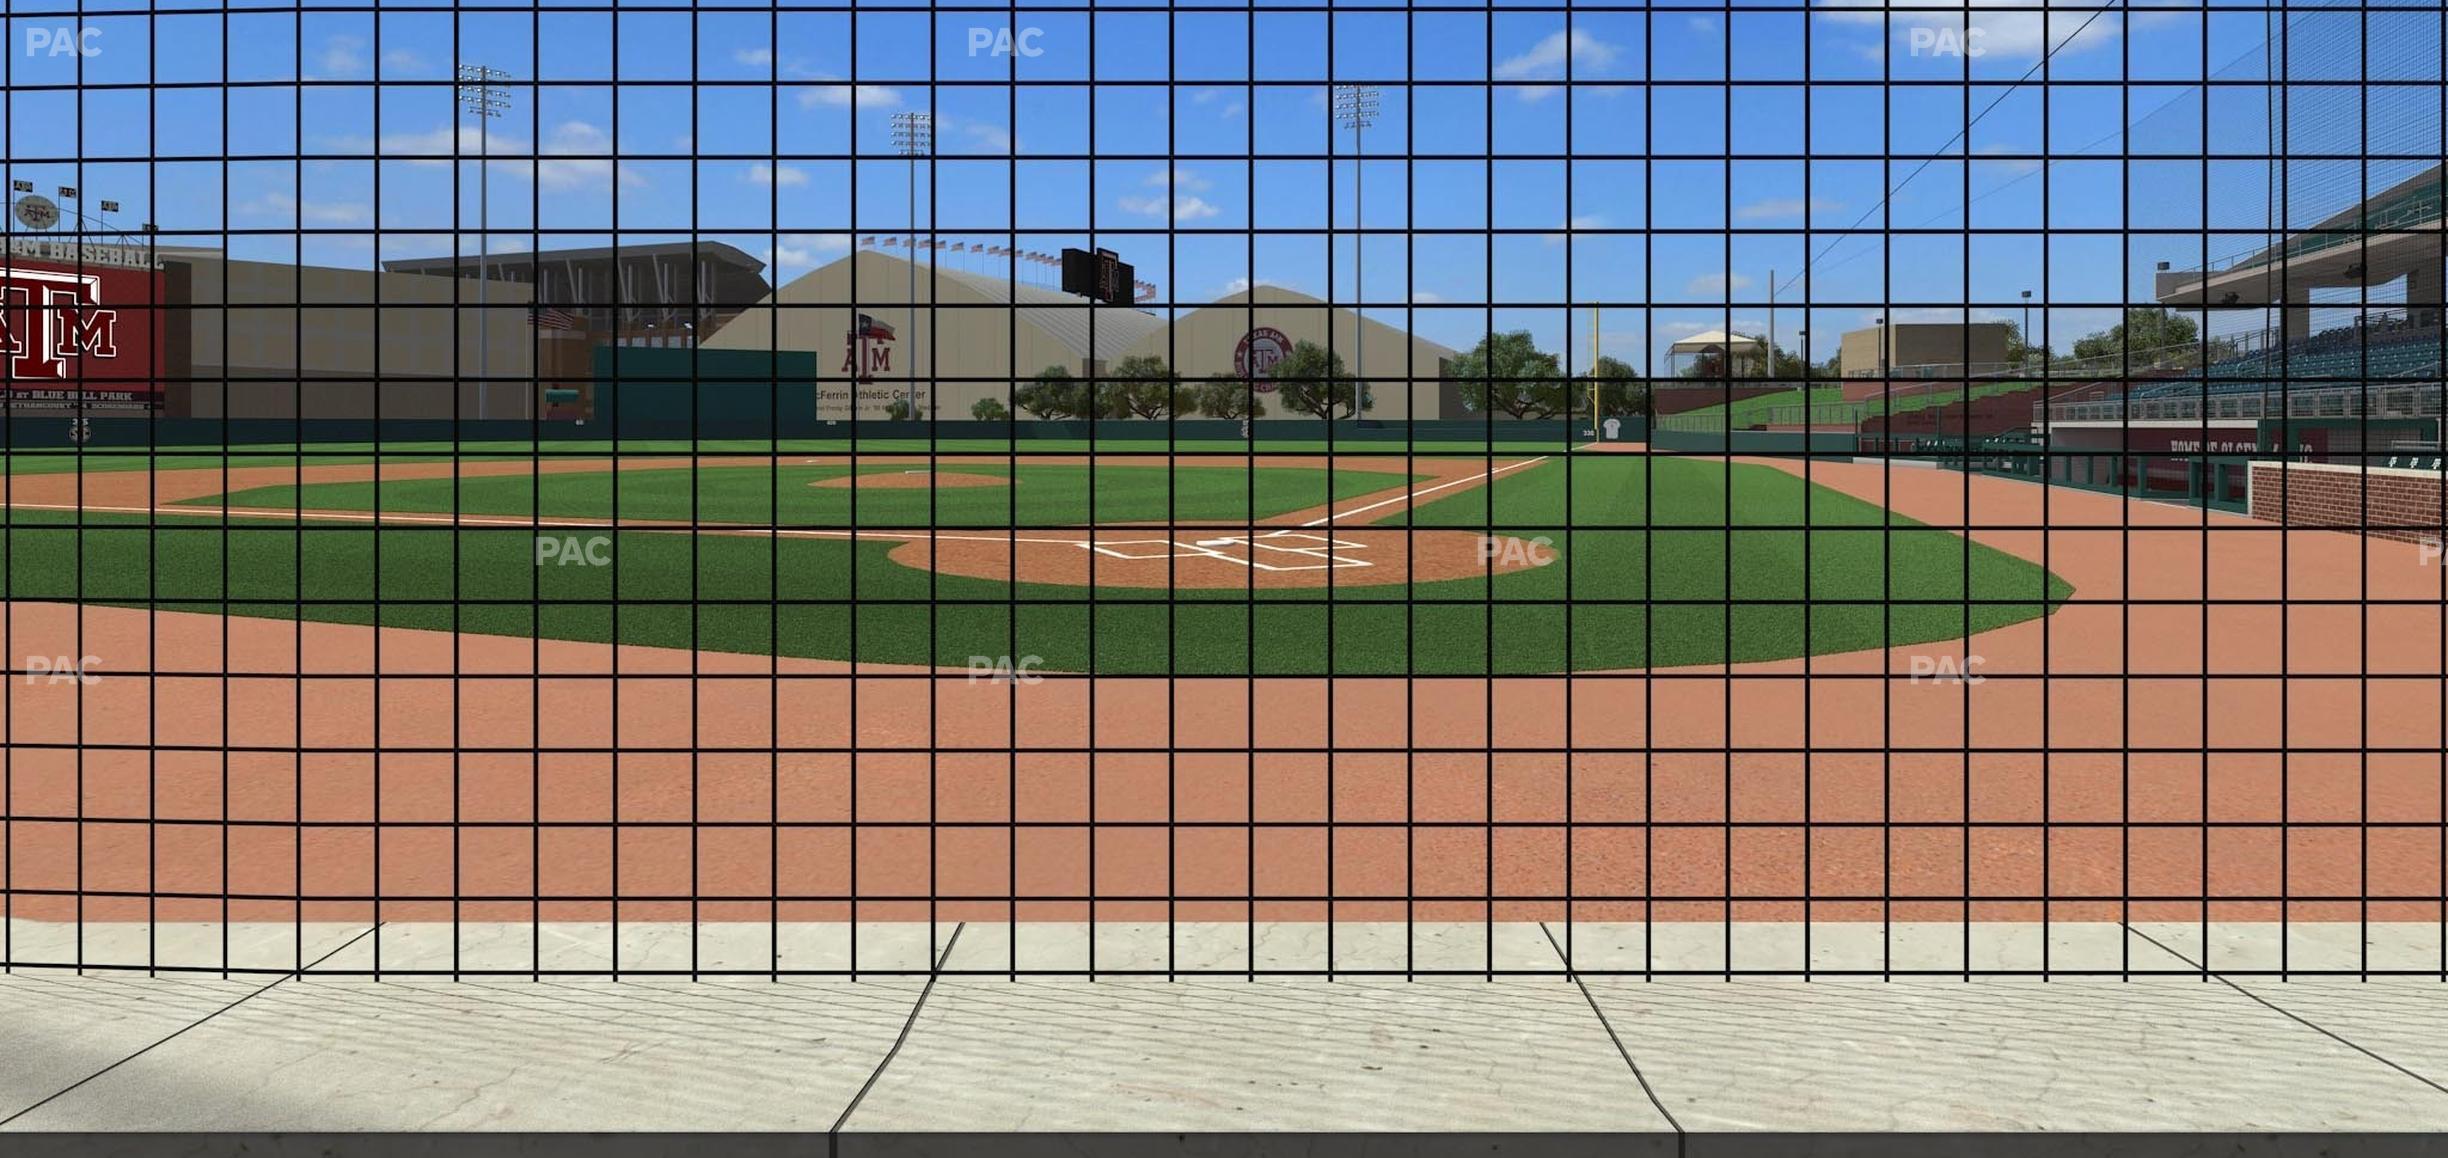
457, 64, 511, 420
2020, 288, 2033, 372
891, 111, 933, 422
1333, 84, 1378, 424
1766, 267, 1777, 381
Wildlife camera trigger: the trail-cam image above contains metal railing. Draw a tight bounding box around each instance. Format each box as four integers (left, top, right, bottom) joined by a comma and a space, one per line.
2043, 380, 2448, 425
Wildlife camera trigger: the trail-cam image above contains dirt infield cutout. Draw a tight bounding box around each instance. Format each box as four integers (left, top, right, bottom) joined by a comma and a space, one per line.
890, 526, 1551, 588
1091, 530, 1373, 572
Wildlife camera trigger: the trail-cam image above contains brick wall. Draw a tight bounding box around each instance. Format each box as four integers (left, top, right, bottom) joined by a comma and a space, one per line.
2248, 461, 2447, 544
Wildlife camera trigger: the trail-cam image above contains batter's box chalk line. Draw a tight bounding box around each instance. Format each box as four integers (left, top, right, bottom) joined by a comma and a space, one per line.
1077, 531, 1374, 571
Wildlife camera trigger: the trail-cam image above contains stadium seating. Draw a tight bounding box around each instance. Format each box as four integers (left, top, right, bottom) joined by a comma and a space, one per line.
2128, 323, 2445, 399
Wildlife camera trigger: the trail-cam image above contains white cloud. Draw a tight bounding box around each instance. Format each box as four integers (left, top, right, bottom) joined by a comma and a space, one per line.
1121, 193, 1219, 222
1222, 276, 1298, 297
239, 190, 370, 225
380, 49, 428, 74
536, 121, 647, 191
796, 79, 902, 109
749, 162, 808, 188
735, 48, 776, 67
941, 114, 1012, 155
1734, 196, 1844, 221
769, 232, 851, 269
1541, 213, 1609, 244
1974, 142, 2043, 176
1120, 168, 1220, 221
1411, 290, 1445, 304
1684, 272, 1755, 296
1494, 29, 1621, 81
349, 121, 645, 191
314, 35, 366, 77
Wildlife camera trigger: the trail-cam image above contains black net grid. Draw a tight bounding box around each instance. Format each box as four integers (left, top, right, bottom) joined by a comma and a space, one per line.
0, 0, 2442, 979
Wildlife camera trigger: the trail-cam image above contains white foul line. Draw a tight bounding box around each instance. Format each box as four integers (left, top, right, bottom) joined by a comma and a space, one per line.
1300, 455, 1550, 527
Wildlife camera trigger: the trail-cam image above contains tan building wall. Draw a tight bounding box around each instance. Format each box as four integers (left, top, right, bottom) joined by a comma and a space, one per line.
703, 252, 1457, 420
1840, 322, 2010, 380
1120, 287, 1457, 421
177, 257, 536, 420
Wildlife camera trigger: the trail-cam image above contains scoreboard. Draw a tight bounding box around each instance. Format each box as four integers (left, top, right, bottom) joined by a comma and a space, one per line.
1060, 247, 1135, 304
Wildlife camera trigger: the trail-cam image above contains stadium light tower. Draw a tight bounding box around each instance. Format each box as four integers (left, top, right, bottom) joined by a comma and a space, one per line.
892, 111, 934, 421
457, 64, 512, 419
2021, 289, 2034, 370
1333, 84, 1379, 422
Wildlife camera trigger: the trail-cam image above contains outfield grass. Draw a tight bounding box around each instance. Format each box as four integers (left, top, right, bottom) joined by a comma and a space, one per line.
1, 437, 1577, 475
182, 462, 1420, 527
10, 456, 2066, 673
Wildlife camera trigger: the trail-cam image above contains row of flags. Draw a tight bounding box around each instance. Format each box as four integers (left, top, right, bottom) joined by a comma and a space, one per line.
859, 236, 1159, 301
862, 236, 1061, 264
11, 179, 120, 213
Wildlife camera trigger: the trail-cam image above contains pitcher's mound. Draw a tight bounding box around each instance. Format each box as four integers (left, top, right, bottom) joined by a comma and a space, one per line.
814, 470, 1009, 490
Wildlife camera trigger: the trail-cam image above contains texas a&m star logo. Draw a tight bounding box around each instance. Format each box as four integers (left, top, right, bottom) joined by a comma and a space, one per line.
0, 266, 119, 380
841, 312, 895, 382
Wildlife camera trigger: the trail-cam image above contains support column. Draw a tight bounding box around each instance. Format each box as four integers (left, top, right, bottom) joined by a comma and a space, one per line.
2407, 261, 2441, 330
2283, 282, 2313, 344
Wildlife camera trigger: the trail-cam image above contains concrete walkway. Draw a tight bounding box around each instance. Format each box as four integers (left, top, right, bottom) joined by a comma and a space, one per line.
5, 922, 2448, 1134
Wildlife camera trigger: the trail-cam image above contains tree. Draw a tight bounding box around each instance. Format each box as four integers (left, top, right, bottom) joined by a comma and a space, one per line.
970, 396, 1010, 422
1572, 355, 1650, 419
1766, 343, 1814, 381
2072, 307, 2201, 364
1099, 354, 1190, 420
882, 397, 916, 421
1194, 373, 1267, 419
1448, 330, 1570, 419
1013, 365, 1092, 419
1269, 341, 1371, 421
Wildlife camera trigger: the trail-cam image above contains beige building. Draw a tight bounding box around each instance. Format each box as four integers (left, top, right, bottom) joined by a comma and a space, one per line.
174, 256, 539, 420
1120, 285, 1459, 421
1839, 321, 2011, 381
701, 251, 1458, 420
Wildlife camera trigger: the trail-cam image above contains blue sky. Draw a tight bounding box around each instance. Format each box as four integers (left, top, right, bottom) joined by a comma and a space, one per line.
4, 0, 2436, 370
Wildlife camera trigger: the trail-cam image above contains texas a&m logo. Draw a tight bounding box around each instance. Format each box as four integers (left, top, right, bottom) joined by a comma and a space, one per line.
841, 312, 895, 382
0, 266, 118, 380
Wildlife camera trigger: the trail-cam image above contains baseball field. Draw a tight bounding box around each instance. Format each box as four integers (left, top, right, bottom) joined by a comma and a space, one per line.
4, 440, 2442, 975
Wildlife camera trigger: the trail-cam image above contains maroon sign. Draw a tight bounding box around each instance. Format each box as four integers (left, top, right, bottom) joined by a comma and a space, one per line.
1233, 326, 1291, 392
0, 260, 164, 409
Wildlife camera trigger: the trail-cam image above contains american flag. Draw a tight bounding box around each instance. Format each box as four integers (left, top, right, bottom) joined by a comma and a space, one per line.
528, 305, 586, 331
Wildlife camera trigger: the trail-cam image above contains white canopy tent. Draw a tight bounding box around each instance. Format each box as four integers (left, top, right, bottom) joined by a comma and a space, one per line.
1666, 330, 1768, 378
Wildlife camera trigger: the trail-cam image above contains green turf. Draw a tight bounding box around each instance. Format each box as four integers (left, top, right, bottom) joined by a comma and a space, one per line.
180, 462, 1422, 528
13, 456, 2067, 674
